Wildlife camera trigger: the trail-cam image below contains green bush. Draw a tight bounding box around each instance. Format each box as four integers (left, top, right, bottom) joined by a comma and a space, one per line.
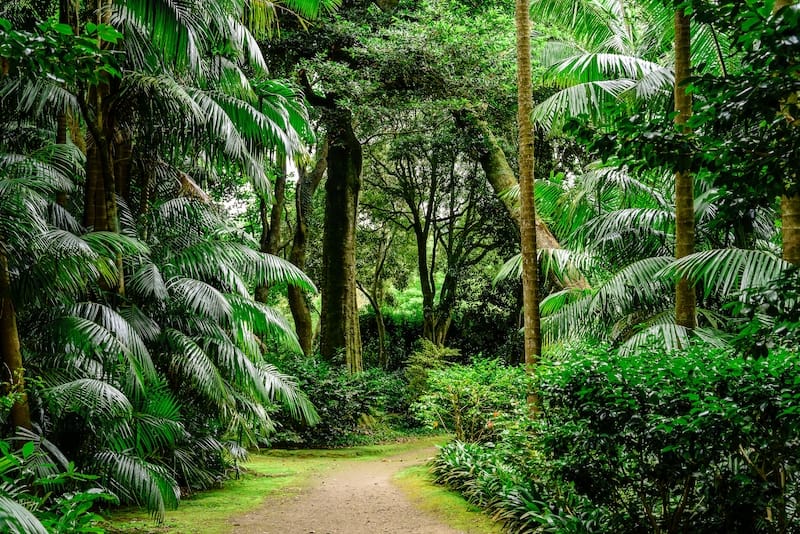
269, 357, 412, 447
431, 440, 604, 533
412, 358, 528, 442
0, 434, 117, 533
538, 344, 800, 533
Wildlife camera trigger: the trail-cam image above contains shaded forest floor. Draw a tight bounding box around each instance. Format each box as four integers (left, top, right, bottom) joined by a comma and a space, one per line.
105, 436, 502, 534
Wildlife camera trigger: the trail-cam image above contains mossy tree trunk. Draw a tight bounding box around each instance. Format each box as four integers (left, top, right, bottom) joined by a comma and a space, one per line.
289, 141, 328, 355
775, 0, 800, 266
0, 253, 31, 431
674, 7, 696, 328
320, 107, 363, 373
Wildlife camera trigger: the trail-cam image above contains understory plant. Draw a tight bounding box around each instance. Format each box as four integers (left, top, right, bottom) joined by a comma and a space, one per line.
537, 343, 800, 533
432, 341, 800, 533
412, 358, 528, 442
0, 431, 117, 533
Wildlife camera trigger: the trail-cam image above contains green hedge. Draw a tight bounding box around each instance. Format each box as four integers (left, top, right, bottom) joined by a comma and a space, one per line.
539, 344, 800, 532
431, 344, 800, 533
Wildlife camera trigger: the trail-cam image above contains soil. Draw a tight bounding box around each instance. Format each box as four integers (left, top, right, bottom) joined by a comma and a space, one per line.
227, 445, 467, 534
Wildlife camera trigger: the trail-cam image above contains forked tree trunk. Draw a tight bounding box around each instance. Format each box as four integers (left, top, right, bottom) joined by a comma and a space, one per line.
289, 141, 328, 355
320, 108, 363, 373
516, 0, 542, 370
0, 253, 31, 431
674, 8, 697, 328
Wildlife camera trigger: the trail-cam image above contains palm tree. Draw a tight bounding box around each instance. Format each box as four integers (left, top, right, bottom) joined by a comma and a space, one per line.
673, 5, 695, 328
500, 166, 787, 354
516, 0, 542, 375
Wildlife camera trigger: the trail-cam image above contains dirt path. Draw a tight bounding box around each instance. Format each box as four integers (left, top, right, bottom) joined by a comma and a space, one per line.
227, 444, 469, 534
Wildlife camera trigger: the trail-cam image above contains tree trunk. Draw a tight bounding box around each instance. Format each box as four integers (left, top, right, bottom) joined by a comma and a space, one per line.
775, 0, 799, 266
516, 0, 542, 372
674, 8, 696, 329
320, 109, 362, 373
453, 109, 589, 289
56, 112, 70, 207
289, 141, 327, 355
256, 152, 287, 303
0, 253, 31, 431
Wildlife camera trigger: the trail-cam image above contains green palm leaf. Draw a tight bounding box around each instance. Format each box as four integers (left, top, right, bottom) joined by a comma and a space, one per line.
658, 249, 790, 299
0, 496, 47, 534
92, 450, 179, 521
46, 378, 134, 422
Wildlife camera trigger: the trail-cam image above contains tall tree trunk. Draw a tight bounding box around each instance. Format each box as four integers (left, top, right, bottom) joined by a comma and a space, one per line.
256, 151, 287, 303
516, 0, 542, 371
289, 141, 328, 355
0, 253, 31, 431
775, 0, 799, 266
56, 113, 70, 207
674, 8, 696, 328
320, 108, 362, 373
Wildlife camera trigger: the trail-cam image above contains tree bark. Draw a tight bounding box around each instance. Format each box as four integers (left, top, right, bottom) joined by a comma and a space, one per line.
775, 0, 799, 266
0, 253, 31, 431
256, 151, 287, 303
674, 8, 696, 328
516, 0, 542, 371
453, 109, 589, 289
289, 141, 328, 355
319, 108, 363, 373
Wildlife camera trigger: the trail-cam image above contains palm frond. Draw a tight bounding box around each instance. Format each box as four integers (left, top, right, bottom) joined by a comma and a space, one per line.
227, 294, 301, 352
92, 450, 179, 521
0, 496, 47, 534
659, 249, 789, 299
168, 277, 233, 322
164, 328, 235, 409
45, 378, 134, 422
532, 79, 637, 130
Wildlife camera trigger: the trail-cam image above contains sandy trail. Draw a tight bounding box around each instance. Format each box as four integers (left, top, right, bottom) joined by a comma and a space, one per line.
227, 445, 467, 534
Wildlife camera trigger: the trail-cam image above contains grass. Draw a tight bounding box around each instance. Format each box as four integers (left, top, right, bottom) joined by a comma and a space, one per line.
103, 436, 502, 534
394, 465, 505, 534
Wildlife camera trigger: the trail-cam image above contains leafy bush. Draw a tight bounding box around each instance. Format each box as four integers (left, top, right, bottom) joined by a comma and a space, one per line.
269, 357, 412, 447
538, 343, 800, 533
412, 358, 528, 442
404, 339, 461, 403
0, 433, 117, 533
431, 440, 604, 533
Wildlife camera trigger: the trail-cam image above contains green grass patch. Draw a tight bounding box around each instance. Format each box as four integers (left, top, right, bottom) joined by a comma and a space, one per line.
394, 464, 504, 534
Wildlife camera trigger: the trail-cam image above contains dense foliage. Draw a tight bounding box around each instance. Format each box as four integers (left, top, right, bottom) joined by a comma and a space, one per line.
2, 0, 800, 532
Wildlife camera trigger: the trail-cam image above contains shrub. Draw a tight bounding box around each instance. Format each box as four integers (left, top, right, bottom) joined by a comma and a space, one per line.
538, 343, 800, 533
412, 358, 528, 442
269, 357, 412, 447
0, 433, 117, 533
404, 339, 461, 402
431, 440, 604, 533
